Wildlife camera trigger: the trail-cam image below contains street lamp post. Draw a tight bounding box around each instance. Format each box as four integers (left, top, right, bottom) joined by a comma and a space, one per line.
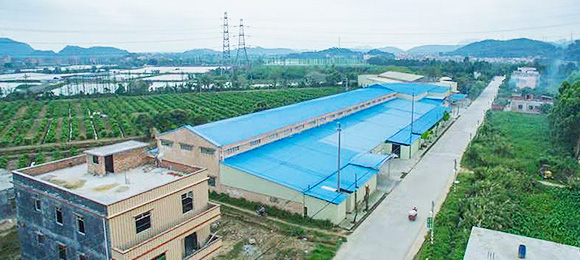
337, 122, 342, 192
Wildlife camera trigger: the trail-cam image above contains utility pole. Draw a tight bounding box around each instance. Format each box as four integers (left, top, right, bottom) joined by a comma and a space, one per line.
337, 122, 342, 193
236, 19, 249, 66
222, 12, 231, 69
409, 87, 415, 159
353, 171, 358, 223
430, 200, 434, 244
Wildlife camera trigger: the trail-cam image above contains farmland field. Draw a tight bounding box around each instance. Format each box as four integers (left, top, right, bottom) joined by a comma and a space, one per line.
0, 87, 342, 149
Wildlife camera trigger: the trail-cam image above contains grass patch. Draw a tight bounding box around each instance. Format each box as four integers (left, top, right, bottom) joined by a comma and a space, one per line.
307, 242, 343, 260
417, 112, 580, 260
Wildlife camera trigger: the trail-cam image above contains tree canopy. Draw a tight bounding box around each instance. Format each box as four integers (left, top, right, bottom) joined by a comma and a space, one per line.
549, 80, 580, 158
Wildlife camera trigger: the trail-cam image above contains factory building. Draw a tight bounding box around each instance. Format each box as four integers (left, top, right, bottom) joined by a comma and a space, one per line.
12, 141, 221, 260
358, 71, 458, 92
156, 83, 452, 224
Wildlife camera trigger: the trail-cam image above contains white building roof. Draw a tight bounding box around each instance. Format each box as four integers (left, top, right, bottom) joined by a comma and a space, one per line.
378, 71, 424, 82
464, 227, 580, 260
84, 140, 148, 157
36, 163, 185, 204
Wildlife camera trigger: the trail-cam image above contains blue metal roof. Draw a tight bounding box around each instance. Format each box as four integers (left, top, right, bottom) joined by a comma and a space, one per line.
411, 106, 450, 135
421, 98, 446, 106
222, 97, 446, 204
375, 83, 449, 96
188, 87, 395, 146
387, 127, 421, 145
450, 93, 468, 101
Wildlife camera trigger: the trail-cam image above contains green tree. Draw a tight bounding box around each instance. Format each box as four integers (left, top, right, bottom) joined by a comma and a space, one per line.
443, 111, 450, 121
549, 80, 580, 158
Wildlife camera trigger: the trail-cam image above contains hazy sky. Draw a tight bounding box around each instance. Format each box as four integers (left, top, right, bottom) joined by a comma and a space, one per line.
0, 0, 578, 52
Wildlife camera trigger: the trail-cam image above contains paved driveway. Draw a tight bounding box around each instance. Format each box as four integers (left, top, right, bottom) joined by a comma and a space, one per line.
333, 76, 504, 260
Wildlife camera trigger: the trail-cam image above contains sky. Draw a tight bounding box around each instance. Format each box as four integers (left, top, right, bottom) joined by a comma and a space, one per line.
0, 0, 578, 53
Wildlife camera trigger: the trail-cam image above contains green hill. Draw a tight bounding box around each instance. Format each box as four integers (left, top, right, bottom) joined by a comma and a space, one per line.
449, 38, 559, 58
286, 48, 362, 59
407, 44, 462, 55
58, 45, 129, 57
0, 38, 35, 56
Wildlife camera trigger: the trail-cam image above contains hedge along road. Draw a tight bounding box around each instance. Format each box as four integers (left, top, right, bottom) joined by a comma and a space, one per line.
333, 76, 504, 260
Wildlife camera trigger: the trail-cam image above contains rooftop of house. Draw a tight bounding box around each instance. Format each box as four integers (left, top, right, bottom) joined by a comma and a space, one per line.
84, 140, 148, 157
35, 162, 189, 205
464, 227, 580, 260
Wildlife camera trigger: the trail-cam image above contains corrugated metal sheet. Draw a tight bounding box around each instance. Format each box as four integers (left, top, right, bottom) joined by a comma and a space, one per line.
379, 83, 450, 95
189, 87, 395, 146
222, 97, 445, 204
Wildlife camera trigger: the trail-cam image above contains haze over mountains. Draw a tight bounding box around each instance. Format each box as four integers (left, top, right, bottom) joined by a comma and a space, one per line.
0, 37, 578, 59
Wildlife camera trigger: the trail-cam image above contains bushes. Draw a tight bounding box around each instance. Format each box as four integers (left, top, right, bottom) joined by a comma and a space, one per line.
419, 112, 580, 260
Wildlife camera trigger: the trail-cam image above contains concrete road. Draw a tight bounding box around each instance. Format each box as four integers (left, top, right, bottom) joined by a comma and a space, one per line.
334, 76, 504, 260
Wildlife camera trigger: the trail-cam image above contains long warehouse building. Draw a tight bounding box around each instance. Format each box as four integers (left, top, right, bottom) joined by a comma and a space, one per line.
155, 83, 452, 224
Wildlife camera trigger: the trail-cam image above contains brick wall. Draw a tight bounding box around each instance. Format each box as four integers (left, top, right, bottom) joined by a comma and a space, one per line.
112, 148, 148, 173
154, 158, 202, 174
87, 155, 106, 175
21, 155, 86, 176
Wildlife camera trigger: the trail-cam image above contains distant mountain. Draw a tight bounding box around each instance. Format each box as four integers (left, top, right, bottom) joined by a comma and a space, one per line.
407, 45, 462, 55
182, 47, 296, 57
377, 46, 405, 55
349, 46, 374, 52
552, 39, 574, 48
58, 45, 130, 57
286, 48, 362, 59
28, 50, 58, 57
245, 47, 297, 56
366, 49, 395, 58
182, 48, 221, 57
0, 38, 35, 56
449, 38, 559, 58
565, 40, 580, 61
